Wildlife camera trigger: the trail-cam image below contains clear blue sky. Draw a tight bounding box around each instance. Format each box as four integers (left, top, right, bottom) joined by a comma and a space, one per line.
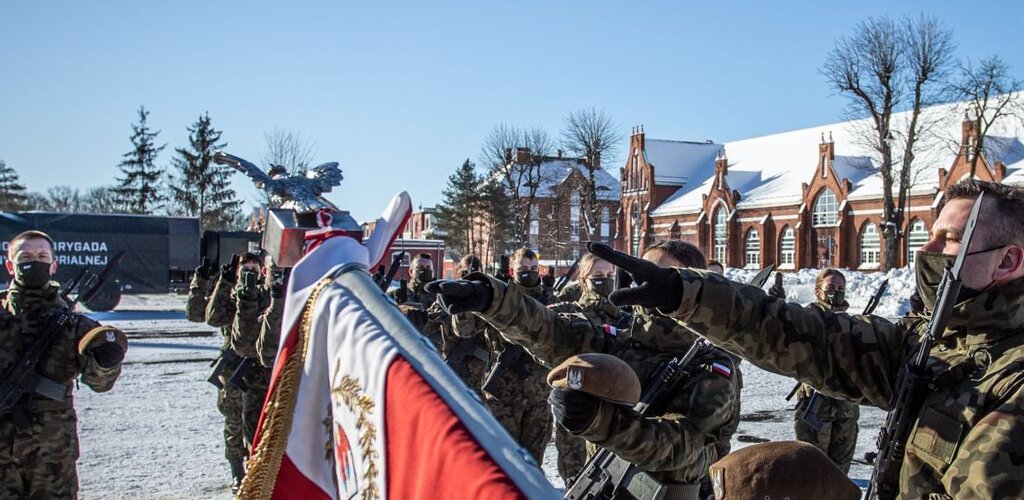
2, 1, 1023, 223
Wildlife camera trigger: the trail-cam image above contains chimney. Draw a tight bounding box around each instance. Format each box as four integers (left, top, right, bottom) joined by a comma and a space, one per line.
961, 111, 979, 156
818, 131, 835, 161
514, 147, 531, 164
557, 149, 563, 159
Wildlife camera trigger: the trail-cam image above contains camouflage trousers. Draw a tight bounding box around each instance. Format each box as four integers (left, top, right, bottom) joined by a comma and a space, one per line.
218, 384, 247, 462
793, 407, 860, 473
486, 365, 552, 465
0, 408, 80, 500
715, 363, 743, 458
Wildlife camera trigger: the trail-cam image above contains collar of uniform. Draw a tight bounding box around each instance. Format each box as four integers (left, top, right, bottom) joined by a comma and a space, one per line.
631, 311, 702, 351
5, 281, 61, 315
577, 289, 619, 318
814, 299, 849, 313
940, 276, 1024, 343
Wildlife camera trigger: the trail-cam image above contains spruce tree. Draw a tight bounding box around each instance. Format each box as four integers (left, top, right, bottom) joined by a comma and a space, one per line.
435, 159, 479, 256
0, 160, 28, 211
169, 112, 242, 230
115, 106, 166, 214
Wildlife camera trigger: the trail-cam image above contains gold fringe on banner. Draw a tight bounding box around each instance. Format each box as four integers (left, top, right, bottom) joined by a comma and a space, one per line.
236, 277, 334, 500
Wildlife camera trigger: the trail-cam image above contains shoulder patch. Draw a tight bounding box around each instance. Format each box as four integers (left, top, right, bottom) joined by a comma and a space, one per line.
709, 361, 732, 378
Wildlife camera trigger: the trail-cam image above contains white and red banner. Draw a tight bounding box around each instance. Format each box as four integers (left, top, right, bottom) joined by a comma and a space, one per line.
242, 193, 557, 500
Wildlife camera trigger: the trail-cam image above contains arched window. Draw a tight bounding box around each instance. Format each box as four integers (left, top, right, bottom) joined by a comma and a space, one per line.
907, 219, 928, 266
713, 207, 727, 263
745, 229, 760, 267
812, 189, 839, 227
860, 222, 880, 266
779, 226, 795, 266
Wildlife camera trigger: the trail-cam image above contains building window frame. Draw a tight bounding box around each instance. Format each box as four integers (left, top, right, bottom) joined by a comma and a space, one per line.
713, 206, 727, 264
812, 189, 839, 227
860, 221, 881, 268
745, 228, 760, 268
779, 226, 795, 268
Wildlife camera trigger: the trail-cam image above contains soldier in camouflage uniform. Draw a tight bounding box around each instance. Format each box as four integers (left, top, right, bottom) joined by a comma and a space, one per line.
430, 241, 739, 497
388, 253, 443, 349
230, 253, 273, 456
0, 230, 125, 499
452, 249, 556, 467
204, 254, 249, 491
256, 264, 287, 369
792, 269, 859, 473
442, 255, 491, 392
555, 280, 582, 303
588, 179, 1024, 498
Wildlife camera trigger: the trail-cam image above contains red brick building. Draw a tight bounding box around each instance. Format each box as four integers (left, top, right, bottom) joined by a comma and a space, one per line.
616, 104, 1024, 271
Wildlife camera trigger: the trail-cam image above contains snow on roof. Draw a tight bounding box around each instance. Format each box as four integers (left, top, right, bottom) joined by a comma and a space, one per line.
652, 169, 762, 216
649, 93, 1024, 214
643, 139, 724, 185
501, 156, 621, 201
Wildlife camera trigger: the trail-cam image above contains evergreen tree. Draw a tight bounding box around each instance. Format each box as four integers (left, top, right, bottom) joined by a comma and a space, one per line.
435, 159, 479, 256
0, 160, 28, 211
115, 106, 166, 214
168, 112, 242, 230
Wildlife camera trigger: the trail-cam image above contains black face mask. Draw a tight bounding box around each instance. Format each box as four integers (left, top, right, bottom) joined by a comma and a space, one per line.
915, 249, 1000, 311
15, 261, 52, 289
824, 290, 845, 307
515, 270, 540, 287
588, 278, 614, 298
414, 268, 433, 284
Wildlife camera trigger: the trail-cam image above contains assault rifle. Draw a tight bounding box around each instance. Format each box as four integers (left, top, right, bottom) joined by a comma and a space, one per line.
0, 251, 125, 416
445, 338, 491, 382
555, 256, 582, 292
377, 253, 405, 292
565, 338, 710, 500
481, 344, 526, 401
866, 193, 984, 500
862, 278, 890, 316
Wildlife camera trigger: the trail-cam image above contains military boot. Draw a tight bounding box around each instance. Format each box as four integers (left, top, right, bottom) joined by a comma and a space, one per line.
229, 458, 246, 493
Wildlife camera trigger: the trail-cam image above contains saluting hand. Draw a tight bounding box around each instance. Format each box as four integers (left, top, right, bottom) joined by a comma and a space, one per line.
586, 242, 683, 312
424, 279, 492, 315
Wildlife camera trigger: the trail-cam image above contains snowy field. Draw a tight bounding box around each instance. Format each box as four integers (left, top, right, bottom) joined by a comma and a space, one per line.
76, 268, 911, 498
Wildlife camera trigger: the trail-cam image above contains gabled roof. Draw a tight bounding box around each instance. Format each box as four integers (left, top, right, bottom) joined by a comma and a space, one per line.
643, 139, 723, 186
497, 156, 620, 201
647, 93, 1024, 216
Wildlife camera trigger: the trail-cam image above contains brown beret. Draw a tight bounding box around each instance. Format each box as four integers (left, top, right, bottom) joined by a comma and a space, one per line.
77, 325, 128, 354
709, 441, 861, 500
547, 353, 641, 406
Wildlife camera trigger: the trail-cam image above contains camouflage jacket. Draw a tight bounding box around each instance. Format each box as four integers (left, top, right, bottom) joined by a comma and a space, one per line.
233, 282, 271, 359
794, 301, 859, 420
555, 281, 583, 304
476, 275, 736, 485
257, 294, 284, 368
185, 274, 210, 323
387, 281, 435, 308
0, 283, 122, 401
205, 274, 237, 352
667, 269, 1024, 498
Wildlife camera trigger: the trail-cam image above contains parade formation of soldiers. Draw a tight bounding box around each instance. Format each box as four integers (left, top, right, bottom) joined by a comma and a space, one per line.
3, 177, 1024, 499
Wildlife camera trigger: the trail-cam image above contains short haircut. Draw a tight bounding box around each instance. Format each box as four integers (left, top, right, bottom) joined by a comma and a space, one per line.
644, 240, 707, 269
459, 254, 481, 271
512, 248, 538, 263
707, 259, 724, 270
945, 179, 1024, 247
418, 253, 432, 260
241, 252, 263, 266
8, 230, 56, 259
815, 268, 846, 290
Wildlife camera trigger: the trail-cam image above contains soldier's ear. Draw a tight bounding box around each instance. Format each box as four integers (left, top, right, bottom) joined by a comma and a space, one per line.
994, 244, 1024, 282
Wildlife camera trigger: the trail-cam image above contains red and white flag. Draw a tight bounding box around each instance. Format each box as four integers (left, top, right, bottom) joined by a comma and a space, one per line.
241, 193, 557, 500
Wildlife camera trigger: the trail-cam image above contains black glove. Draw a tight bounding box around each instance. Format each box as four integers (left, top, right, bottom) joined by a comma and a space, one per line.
221, 254, 240, 284
270, 268, 290, 299
586, 242, 683, 311
424, 280, 492, 315
89, 342, 125, 368
194, 257, 214, 280
238, 270, 259, 300
548, 388, 600, 434
768, 272, 786, 299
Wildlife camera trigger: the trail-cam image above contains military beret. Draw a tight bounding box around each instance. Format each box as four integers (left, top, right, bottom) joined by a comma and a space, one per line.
77, 325, 128, 354
547, 353, 641, 406
709, 441, 861, 500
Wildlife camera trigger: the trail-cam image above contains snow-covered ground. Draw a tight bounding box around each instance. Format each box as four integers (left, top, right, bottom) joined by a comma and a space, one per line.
76, 268, 910, 498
